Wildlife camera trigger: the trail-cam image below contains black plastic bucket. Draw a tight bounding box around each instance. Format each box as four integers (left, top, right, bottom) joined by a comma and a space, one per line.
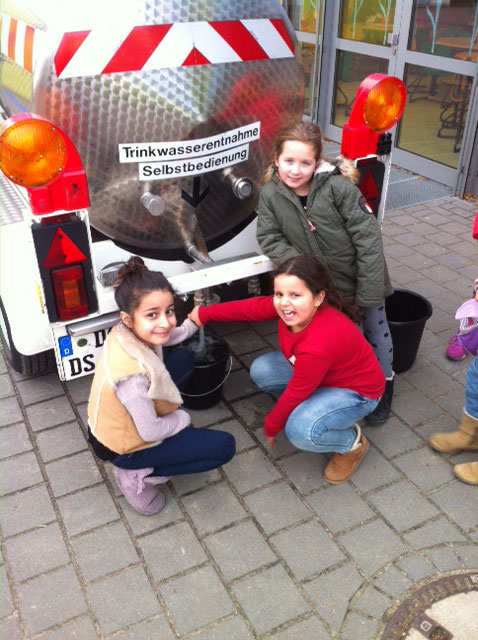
385, 289, 433, 374
175, 333, 232, 410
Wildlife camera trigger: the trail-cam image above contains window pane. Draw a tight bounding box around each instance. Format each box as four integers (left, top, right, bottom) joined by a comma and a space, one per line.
300, 42, 317, 116
409, 0, 478, 61
332, 50, 388, 127
288, 0, 320, 33
339, 0, 396, 46
397, 64, 472, 168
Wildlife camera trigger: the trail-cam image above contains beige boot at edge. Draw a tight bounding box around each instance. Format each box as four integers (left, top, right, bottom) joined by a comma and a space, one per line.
453, 461, 478, 485
429, 412, 478, 453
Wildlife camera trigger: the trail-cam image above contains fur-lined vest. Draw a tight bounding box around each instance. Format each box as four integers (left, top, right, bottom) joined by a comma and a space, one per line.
88, 323, 182, 455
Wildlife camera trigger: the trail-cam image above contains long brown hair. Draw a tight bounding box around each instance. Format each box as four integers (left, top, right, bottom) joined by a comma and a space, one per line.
113, 256, 174, 315
273, 255, 362, 324
263, 121, 323, 183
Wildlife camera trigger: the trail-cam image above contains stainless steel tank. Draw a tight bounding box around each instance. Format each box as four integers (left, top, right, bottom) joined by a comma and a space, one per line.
1, 0, 303, 260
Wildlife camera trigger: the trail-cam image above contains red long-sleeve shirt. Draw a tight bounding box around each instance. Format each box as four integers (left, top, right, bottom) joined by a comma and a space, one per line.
198, 297, 385, 438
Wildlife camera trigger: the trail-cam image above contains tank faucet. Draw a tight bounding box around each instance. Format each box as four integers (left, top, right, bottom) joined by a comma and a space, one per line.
222, 168, 254, 200
184, 241, 211, 264
140, 191, 165, 217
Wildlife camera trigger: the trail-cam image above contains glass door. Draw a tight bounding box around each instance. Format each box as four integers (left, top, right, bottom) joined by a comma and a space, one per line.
391, 1, 478, 186
321, 0, 478, 188
323, 0, 400, 139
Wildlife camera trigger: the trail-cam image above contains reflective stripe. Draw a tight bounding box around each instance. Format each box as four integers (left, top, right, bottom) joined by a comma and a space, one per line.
0, 14, 36, 73
54, 18, 295, 79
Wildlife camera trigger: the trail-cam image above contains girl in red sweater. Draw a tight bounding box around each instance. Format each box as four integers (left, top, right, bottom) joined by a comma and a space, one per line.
189, 256, 385, 484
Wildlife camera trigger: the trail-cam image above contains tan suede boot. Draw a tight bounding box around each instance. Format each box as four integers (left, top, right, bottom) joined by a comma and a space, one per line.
428, 412, 478, 453
453, 461, 478, 485
324, 435, 369, 484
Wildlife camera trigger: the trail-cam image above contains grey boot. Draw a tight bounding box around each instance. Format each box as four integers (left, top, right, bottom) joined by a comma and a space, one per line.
112, 466, 166, 516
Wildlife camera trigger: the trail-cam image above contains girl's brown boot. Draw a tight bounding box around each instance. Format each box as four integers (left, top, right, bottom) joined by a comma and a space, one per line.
429, 412, 478, 453
324, 433, 369, 484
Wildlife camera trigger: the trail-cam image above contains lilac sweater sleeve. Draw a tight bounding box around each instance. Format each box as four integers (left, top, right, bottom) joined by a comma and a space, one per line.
166, 318, 198, 346
116, 375, 190, 442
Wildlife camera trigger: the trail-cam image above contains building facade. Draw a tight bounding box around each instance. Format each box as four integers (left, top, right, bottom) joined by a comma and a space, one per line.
283, 0, 478, 197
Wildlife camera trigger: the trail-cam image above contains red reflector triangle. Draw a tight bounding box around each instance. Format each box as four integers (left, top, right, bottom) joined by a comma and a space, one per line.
182, 47, 210, 66
360, 169, 380, 200
43, 228, 87, 269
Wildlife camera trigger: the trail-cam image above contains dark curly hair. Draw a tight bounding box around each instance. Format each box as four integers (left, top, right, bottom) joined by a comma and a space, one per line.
273, 255, 362, 324
113, 256, 174, 315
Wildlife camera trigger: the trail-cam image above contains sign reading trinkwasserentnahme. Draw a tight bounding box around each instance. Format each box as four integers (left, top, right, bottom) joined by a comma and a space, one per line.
118, 121, 260, 181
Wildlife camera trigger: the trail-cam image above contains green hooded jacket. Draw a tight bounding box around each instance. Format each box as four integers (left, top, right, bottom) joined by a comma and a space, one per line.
256, 157, 393, 308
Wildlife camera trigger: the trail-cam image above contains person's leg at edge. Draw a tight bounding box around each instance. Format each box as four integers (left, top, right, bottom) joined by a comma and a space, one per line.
447, 355, 478, 484
361, 303, 394, 425
284, 387, 378, 483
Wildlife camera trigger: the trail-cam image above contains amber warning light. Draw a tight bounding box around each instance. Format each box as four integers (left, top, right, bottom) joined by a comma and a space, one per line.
0, 113, 90, 214
341, 74, 406, 160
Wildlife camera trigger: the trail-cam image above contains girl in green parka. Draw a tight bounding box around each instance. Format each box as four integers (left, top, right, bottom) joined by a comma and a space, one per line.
256, 121, 394, 424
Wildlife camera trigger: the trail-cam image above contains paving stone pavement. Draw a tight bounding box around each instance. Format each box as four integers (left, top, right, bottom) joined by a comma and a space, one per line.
1, 196, 478, 640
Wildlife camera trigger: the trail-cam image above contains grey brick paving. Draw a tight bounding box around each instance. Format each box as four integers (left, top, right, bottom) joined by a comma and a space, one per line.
160, 566, 235, 635
45, 450, 103, 497
205, 520, 277, 582
71, 521, 140, 582
138, 521, 206, 581
16, 566, 87, 635
113, 617, 176, 640
269, 616, 332, 640
338, 520, 407, 576
2, 196, 478, 639
244, 482, 311, 534
88, 567, 160, 636
3, 523, 70, 582
306, 484, 375, 533
0, 451, 43, 496
35, 421, 88, 462
0, 423, 32, 459
230, 564, 309, 636
223, 447, 282, 493
270, 520, 345, 579
403, 517, 467, 549
304, 563, 363, 634
36, 617, 98, 640
367, 480, 440, 532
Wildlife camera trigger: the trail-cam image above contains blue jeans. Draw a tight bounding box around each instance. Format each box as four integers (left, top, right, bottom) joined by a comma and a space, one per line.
113, 427, 235, 476
250, 351, 379, 454
465, 356, 478, 418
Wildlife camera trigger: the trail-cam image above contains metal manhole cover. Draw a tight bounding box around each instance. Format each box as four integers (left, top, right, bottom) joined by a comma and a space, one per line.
381, 572, 478, 640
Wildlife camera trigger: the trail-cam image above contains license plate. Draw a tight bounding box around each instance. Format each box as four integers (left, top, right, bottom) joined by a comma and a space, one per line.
56, 327, 112, 380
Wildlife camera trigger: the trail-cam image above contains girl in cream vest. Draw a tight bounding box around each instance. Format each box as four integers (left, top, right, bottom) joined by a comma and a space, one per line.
88, 257, 235, 515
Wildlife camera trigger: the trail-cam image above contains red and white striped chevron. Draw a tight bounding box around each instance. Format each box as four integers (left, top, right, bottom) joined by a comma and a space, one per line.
54, 19, 295, 79
1, 14, 36, 73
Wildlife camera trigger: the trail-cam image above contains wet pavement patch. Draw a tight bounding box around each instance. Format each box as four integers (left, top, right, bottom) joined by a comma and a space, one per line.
381, 572, 478, 640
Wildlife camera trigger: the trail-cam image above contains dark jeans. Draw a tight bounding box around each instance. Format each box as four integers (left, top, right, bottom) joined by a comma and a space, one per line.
113, 426, 236, 476
112, 347, 236, 475
163, 348, 195, 390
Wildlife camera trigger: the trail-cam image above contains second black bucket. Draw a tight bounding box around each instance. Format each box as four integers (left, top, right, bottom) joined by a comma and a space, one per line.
177, 333, 232, 410
385, 289, 433, 374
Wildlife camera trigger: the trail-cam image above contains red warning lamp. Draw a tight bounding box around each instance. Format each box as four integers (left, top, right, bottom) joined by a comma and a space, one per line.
51, 265, 89, 321
341, 74, 406, 160
0, 113, 90, 214
32, 215, 97, 322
